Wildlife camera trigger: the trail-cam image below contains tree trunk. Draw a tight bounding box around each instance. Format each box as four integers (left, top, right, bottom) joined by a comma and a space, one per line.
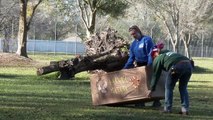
84, 12, 96, 38
183, 33, 191, 58
77, 0, 97, 38
170, 39, 176, 52
163, 20, 177, 52
37, 27, 129, 80
16, 0, 28, 57
37, 54, 128, 80
87, 10, 96, 37
201, 33, 204, 57
3, 24, 10, 52
2, 39, 10, 52
183, 41, 189, 58
16, 0, 42, 57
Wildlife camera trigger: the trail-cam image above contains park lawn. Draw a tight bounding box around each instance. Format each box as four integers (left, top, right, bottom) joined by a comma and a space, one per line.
0, 55, 212, 120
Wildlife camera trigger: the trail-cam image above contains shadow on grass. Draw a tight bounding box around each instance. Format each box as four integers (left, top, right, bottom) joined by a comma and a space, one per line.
51, 80, 90, 87
0, 74, 20, 79
189, 80, 212, 85
189, 80, 211, 83
188, 85, 213, 89
193, 66, 213, 74
0, 92, 83, 100
39, 72, 89, 81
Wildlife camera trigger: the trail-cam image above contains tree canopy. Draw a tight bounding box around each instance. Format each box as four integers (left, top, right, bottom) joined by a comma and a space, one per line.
0, 0, 212, 58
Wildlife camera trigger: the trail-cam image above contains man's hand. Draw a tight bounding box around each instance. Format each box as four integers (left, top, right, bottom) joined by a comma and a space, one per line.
147, 90, 153, 98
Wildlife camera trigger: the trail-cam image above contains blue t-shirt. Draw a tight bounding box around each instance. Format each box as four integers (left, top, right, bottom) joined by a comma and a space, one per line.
124, 36, 154, 69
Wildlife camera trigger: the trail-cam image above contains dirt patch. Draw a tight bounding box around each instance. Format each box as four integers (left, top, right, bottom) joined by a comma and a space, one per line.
0, 53, 44, 67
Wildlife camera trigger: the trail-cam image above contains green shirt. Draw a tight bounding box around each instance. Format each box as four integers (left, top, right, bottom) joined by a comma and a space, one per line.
150, 51, 189, 91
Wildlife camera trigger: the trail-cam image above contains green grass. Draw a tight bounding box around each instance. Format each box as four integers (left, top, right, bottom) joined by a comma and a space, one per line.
29, 53, 74, 64
0, 55, 213, 120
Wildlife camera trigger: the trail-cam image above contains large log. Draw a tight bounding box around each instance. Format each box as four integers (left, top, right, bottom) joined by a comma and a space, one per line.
37, 64, 59, 76
37, 53, 129, 79
36, 28, 130, 79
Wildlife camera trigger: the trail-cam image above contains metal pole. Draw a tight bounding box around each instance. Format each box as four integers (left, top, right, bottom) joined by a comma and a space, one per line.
11, 18, 14, 52
75, 24, 77, 55
201, 33, 204, 57
54, 5, 58, 56
33, 25, 36, 55
206, 46, 208, 57
54, 18, 57, 56
66, 41, 68, 55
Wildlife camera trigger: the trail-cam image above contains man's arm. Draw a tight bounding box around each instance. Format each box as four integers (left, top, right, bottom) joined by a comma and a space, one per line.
150, 58, 163, 91
123, 42, 135, 69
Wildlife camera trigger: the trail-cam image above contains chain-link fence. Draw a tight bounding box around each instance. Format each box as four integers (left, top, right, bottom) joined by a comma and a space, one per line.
0, 39, 213, 57
166, 40, 213, 58
0, 39, 86, 55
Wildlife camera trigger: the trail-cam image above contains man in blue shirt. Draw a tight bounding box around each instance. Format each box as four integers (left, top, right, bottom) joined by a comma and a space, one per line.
124, 25, 161, 107
123, 25, 153, 68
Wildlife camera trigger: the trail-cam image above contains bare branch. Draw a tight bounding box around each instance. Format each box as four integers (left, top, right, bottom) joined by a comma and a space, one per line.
77, 0, 89, 29
0, 2, 17, 27
27, 0, 43, 30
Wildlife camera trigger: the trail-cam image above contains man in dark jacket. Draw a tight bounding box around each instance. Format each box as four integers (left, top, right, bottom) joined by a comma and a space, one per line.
148, 49, 193, 115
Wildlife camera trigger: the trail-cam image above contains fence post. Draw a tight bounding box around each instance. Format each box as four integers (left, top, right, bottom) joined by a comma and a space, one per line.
201, 33, 204, 57
75, 24, 78, 55
33, 26, 36, 55
66, 41, 68, 55
206, 46, 208, 57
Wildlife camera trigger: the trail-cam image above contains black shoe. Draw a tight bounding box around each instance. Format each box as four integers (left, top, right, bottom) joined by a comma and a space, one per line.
135, 102, 145, 108
152, 100, 162, 108
179, 111, 189, 115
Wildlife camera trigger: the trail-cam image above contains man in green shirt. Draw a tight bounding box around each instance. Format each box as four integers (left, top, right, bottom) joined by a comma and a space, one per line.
147, 48, 193, 115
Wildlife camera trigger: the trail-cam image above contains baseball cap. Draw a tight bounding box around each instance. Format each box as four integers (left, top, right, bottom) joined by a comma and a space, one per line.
151, 48, 159, 58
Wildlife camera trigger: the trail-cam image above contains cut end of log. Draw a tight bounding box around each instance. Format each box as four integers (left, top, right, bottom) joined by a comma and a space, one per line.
37, 68, 44, 76
36, 65, 59, 76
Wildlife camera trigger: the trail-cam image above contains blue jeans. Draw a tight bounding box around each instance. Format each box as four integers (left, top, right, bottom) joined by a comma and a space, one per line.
164, 62, 192, 112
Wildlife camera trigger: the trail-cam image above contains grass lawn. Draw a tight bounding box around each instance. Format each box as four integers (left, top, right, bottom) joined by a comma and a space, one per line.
0, 54, 213, 120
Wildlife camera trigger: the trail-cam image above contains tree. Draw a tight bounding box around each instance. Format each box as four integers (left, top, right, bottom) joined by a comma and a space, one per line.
76, 0, 128, 38
142, 0, 213, 57
142, 0, 182, 52
16, 0, 43, 57
121, 1, 164, 42
180, 0, 213, 58
0, 0, 19, 52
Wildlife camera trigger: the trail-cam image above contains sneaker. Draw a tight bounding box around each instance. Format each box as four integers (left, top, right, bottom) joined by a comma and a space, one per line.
152, 100, 162, 108
179, 111, 189, 115
135, 102, 145, 108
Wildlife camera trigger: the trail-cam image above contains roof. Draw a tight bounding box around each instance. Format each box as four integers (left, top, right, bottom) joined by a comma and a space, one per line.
62, 36, 82, 42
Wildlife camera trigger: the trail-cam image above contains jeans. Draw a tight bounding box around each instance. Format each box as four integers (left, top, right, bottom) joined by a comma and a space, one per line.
164, 61, 192, 112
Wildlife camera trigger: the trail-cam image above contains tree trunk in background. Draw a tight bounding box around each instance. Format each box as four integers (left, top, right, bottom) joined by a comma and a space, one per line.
183, 33, 192, 58
3, 39, 10, 52
201, 33, 204, 57
3, 24, 10, 52
16, 0, 28, 57
16, 0, 42, 58
77, 0, 97, 38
